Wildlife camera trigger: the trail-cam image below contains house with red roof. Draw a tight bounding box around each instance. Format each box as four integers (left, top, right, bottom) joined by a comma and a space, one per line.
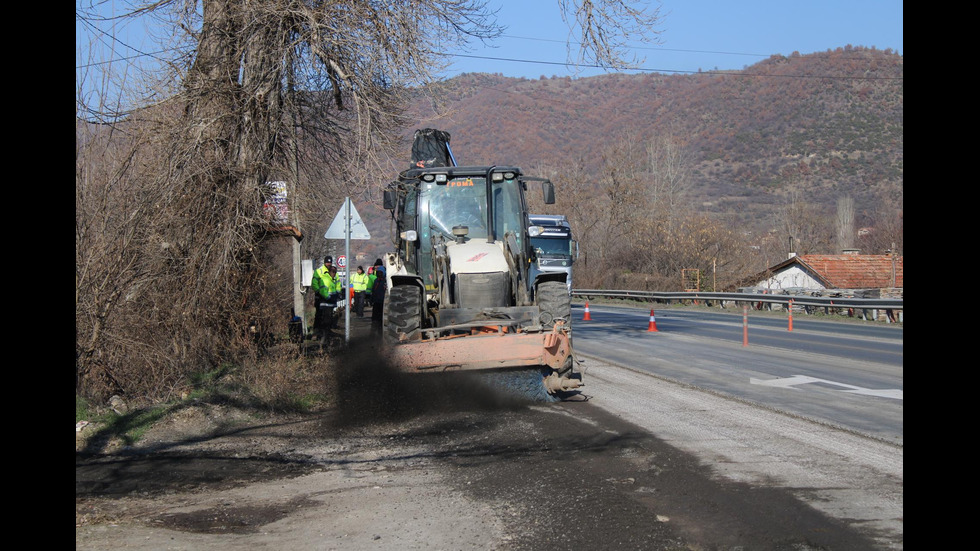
743, 253, 903, 293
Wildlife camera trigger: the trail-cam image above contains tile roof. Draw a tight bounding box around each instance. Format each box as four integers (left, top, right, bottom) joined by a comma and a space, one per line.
792, 255, 902, 289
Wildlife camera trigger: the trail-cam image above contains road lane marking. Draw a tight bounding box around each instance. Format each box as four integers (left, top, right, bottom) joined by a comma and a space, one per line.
750, 375, 903, 400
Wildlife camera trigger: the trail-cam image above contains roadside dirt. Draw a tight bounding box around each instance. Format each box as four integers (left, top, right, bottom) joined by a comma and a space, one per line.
76, 338, 524, 550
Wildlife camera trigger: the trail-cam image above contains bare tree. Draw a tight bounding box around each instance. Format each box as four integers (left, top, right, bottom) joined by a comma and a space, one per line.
529, 160, 605, 288
586, 135, 656, 281
547, 131, 750, 292
76, 121, 151, 395
858, 195, 903, 255
776, 190, 833, 256
644, 132, 692, 233
558, 0, 664, 71
836, 195, 855, 252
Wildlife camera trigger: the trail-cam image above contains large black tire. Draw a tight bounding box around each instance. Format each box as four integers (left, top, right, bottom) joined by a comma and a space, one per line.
536, 279, 574, 375
536, 280, 572, 330
383, 284, 422, 345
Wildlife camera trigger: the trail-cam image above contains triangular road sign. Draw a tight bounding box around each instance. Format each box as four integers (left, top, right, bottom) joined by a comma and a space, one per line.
324, 198, 371, 239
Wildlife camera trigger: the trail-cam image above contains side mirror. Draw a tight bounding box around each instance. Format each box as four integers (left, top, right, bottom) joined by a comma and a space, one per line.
383, 189, 396, 210
542, 181, 555, 205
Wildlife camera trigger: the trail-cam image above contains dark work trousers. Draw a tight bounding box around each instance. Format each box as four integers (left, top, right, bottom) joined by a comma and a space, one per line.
314, 297, 337, 340
354, 291, 366, 317
371, 298, 384, 335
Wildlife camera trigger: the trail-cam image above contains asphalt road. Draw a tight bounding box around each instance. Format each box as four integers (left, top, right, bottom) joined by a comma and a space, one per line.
572, 302, 903, 445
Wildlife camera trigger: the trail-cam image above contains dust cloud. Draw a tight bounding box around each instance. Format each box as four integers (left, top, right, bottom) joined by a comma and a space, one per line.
329, 336, 538, 426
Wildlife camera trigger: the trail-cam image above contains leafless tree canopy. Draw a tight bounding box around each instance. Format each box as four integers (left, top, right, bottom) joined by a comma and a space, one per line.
836, 196, 855, 251
767, 187, 832, 257
558, 0, 663, 71
532, 132, 750, 292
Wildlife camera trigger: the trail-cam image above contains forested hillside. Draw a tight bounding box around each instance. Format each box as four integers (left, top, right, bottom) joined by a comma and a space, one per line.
399, 46, 902, 262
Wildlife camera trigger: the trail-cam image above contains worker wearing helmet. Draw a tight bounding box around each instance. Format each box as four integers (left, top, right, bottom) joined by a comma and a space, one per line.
311, 255, 341, 344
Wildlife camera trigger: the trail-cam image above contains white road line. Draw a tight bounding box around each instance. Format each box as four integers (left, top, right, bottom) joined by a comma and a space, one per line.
750, 375, 903, 400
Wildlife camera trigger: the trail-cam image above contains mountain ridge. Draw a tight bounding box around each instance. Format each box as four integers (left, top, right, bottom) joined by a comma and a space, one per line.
401, 46, 903, 234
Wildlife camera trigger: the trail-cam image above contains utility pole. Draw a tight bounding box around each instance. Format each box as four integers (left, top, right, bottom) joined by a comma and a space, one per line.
890, 242, 897, 288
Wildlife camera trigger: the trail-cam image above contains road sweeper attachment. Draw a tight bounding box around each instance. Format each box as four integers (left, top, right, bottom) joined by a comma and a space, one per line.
379, 130, 581, 400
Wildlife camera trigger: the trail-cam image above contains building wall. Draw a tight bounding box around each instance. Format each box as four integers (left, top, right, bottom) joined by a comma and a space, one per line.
758, 265, 824, 291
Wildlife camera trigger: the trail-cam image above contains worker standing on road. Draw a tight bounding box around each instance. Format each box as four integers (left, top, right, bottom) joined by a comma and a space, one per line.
366, 266, 377, 303
311, 256, 341, 344
325, 265, 341, 339
351, 266, 369, 317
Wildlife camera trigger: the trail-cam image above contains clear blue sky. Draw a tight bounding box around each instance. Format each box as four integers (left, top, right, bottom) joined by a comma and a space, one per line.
444, 0, 903, 78
77, 1, 903, 83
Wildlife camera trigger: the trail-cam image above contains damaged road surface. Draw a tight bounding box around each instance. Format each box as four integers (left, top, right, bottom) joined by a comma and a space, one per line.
76, 353, 902, 550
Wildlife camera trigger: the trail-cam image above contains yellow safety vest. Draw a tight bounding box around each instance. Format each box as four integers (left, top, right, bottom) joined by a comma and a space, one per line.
351, 272, 369, 292
311, 266, 339, 300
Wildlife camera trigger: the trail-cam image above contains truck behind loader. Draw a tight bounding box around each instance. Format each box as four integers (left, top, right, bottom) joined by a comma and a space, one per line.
528, 214, 577, 295
379, 129, 582, 400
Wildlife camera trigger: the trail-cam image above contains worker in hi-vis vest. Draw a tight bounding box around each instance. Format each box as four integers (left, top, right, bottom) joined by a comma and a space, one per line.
351, 265, 369, 318
311, 255, 341, 342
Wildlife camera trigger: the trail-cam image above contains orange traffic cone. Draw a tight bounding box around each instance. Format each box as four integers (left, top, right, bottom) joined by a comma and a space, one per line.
583, 301, 592, 321
647, 309, 659, 332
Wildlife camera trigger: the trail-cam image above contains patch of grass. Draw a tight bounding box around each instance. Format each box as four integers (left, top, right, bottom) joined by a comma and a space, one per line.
190, 363, 237, 390
102, 405, 170, 446
76, 395, 93, 423
279, 393, 329, 413
77, 363, 242, 450
79, 354, 332, 453
76, 395, 117, 424
77, 400, 173, 452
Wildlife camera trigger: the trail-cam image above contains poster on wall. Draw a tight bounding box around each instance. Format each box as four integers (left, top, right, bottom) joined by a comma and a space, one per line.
262, 181, 289, 225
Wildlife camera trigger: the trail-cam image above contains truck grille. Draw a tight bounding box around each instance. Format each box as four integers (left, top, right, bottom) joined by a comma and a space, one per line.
456, 272, 510, 308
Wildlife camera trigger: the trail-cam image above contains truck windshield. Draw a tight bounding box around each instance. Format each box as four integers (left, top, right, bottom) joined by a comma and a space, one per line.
418, 176, 524, 243
422, 178, 488, 240
531, 236, 572, 256
413, 176, 524, 289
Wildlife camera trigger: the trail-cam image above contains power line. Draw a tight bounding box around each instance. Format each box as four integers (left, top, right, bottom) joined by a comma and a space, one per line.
76, 14, 177, 69
449, 52, 902, 81
76, 20, 901, 81
499, 33, 772, 60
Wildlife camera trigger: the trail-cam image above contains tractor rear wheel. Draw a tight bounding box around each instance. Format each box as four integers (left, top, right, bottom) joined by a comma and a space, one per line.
536, 280, 571, 331
384, 285, 422, 345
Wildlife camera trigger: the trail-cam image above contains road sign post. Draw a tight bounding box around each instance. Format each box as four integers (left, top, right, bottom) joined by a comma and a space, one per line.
324, 198, 371, 344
